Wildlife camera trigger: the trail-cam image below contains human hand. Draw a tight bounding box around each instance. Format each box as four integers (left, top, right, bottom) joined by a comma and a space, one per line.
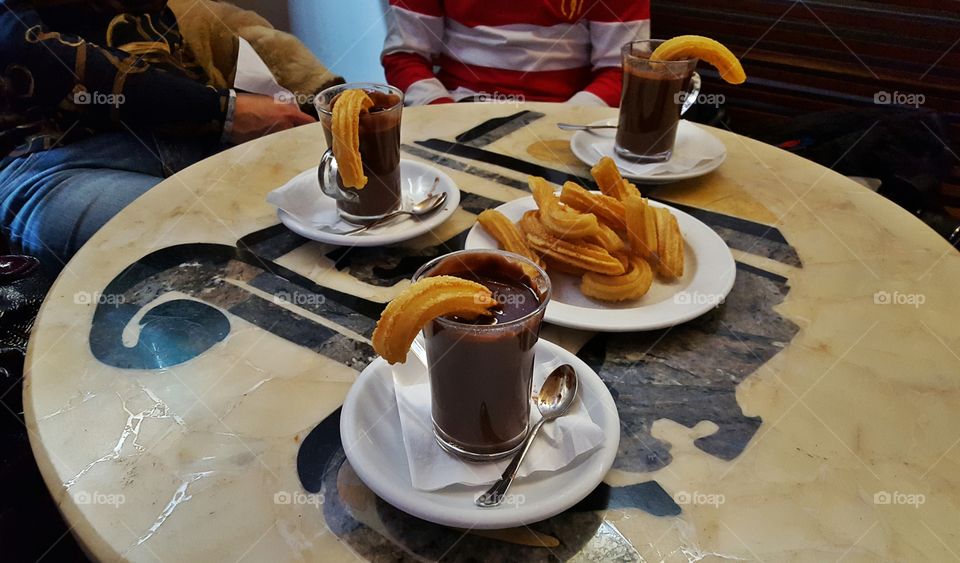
226, 93, 316, 144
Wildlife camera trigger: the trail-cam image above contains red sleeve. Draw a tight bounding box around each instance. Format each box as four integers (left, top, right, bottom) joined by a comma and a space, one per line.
583, 68, 623, 107
382, 52, 437, 93
382, 0, 450, 103
586, 0, 650, 21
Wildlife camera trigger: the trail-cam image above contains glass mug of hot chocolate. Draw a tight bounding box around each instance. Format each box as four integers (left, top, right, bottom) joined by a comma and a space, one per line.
316, 83, 404, 223
413, 249, 551, 461
616, 40, 702, 163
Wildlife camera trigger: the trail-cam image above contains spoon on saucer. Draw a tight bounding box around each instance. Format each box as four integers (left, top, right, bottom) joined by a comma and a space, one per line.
317, 190, 447, 236
556, 123, 617, 132
475, 364, 579, 507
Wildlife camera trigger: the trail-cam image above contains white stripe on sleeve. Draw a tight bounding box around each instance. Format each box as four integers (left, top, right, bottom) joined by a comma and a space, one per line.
567, 90, 608, 106
589, 20, 650, 69
443, 20, 590, 72
403, 78, 451, 106
382, 6, 445, 59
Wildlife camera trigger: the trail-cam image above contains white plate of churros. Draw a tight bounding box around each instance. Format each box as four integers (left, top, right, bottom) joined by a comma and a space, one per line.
464, 157, 736, 332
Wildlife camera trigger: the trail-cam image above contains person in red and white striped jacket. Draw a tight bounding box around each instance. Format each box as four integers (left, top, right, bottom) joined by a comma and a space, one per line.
381, 0, 650, 107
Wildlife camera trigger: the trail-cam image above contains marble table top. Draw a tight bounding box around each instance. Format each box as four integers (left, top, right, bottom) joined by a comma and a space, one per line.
24, 102, 960, 561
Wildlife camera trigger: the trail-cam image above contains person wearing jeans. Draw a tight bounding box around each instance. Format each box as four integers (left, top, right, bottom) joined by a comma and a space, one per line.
0, 0, 317, 275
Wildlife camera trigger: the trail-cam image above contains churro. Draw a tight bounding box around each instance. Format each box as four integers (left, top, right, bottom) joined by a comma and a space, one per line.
624, 195, 658, 260
615, 178, 641, 201
477, 209, 543, 268
559, 182, 627, 233
519, 211, 625, 275
590, 157, 623, 199
580, 257, 654, 302
528, 176, 600, 239
589, 158, 644, 201
585, 222, 626, 253
650, 35, 746, 85
331, 89, 374, 188
653, 206, 684, 280
371, 276, 497, 364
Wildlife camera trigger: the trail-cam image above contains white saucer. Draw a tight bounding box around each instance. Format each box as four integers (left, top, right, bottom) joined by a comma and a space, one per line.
570, 119, 727, 185
340, 338, 620, 530
464, 194, 736, 332
276, 159, 460, 247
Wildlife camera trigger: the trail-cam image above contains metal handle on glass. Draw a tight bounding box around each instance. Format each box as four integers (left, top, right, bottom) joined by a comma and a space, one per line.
317, 148, 358, 202
475, 417, 546, 507
679, 71, 701, 116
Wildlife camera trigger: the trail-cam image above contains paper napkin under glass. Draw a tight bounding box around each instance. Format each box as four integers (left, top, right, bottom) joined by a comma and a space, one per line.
591, 123, 725, 176
391, 350, 606, 492
266, 168, 342, 227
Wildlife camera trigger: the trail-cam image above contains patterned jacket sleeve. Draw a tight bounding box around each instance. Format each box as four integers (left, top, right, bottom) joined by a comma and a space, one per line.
0, 0, 229, 132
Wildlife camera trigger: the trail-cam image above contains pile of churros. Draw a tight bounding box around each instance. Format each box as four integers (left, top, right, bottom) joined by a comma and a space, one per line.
330, 89, 373, 189
477, 156, 684, 302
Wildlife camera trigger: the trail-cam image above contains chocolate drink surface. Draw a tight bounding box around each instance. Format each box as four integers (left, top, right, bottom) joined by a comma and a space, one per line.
422, 254, 543, 456
321, 90, 401, 217
616, 67, 689, 159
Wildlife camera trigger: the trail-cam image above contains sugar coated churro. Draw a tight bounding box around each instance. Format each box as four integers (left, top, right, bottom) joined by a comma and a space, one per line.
477, 209, 544, 268
653, 206, 685, 280
372, 276, 497, 364
477, 175, 688, 302
650, 35, 746, 85
331, 89, 374, 188
559, 181, 627, 233
528, 176, 600, 239
581, 257, 654, 302
624, 195, 658, 260
518, 210, 624, 276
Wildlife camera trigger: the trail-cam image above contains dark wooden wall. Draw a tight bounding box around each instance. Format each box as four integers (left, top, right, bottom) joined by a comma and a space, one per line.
650, 0, 960, 215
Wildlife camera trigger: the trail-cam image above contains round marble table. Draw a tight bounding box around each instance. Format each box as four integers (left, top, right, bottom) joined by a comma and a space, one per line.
25, 103, 960, 561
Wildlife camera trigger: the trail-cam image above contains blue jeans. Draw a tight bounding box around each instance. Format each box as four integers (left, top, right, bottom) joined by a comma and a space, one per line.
0, 132, 220, 276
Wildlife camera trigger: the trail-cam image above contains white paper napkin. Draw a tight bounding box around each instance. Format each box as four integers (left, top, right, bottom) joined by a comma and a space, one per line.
266, 168, 341, 227
591, 123, 725, 177
391, 350, 606, 492
234, 37, 295, 102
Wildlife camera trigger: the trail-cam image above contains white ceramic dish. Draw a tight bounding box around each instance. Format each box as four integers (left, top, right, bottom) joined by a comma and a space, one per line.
277, 159, 460, 247
570, 119, 727, 185
340, 338, 620, 529
464, 195, 736, 331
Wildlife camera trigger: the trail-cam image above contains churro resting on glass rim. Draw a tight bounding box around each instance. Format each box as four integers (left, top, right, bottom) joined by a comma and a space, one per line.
371, 276, 497, 364
331, 89, 374, 188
